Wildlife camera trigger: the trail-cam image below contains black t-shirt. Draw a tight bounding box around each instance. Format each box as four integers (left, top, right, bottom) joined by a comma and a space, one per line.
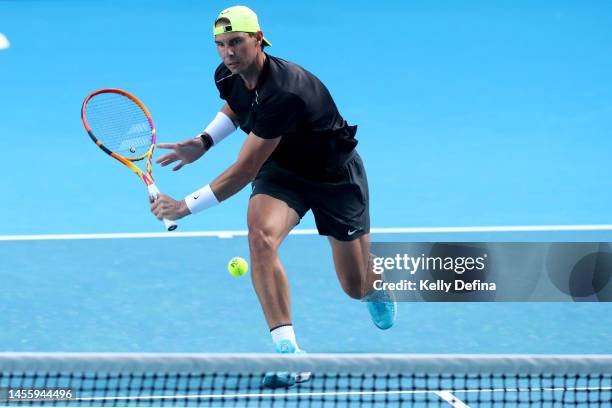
214, 53, 358, 180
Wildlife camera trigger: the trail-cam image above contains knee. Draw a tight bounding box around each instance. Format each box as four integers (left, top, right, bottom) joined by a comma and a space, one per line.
248, 223, 279, 257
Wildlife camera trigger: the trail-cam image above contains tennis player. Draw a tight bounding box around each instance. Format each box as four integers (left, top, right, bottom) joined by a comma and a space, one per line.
151, 5, 396, 380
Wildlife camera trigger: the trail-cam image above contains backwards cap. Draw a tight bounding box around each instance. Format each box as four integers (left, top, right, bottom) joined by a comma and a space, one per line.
213, 5, 272, 47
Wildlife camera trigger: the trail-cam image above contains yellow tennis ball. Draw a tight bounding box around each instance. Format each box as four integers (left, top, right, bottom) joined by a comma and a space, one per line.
228, 257, 248, 277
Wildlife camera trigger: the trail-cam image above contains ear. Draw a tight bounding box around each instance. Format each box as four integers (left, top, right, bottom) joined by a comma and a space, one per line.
256, 31, 264, 45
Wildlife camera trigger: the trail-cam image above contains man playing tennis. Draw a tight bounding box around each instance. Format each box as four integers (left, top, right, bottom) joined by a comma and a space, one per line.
151, 5, 396, 384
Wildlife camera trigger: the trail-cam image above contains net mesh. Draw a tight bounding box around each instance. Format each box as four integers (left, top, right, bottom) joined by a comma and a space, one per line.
85, 92, 153, 158
0, 353, 610, 407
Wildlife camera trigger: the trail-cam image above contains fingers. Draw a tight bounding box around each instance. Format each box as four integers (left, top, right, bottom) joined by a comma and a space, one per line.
156, 143, 178, 149
172, 162, 184, 171
150, 197, 161, 218
150, 194, 185, 221
150, 194, 168, 220
155, 144, 180, 165
156, 152, 178, 166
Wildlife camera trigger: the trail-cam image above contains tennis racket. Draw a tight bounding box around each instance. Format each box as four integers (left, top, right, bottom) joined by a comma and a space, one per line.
81, 88, 177, 231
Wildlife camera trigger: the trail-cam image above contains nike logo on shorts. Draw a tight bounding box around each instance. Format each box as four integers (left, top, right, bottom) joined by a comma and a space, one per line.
348, 228, 360, 236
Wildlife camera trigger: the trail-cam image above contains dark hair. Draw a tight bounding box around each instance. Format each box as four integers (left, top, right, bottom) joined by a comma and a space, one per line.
214, 17, 231, 28
247, 32, 266, 50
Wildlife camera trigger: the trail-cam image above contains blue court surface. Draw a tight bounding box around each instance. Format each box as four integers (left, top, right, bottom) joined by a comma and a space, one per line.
1, 0, 612, 358
2, 231, 612, 354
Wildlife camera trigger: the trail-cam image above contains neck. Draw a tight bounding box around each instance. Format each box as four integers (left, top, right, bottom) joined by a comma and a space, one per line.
240, 51, 266, 90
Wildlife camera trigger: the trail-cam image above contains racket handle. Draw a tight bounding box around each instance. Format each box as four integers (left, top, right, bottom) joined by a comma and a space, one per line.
147, 184, 178, 231
163, 217, 178, 231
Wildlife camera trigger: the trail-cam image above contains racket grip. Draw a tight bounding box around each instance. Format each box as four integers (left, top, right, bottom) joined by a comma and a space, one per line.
147, 184, 178, 231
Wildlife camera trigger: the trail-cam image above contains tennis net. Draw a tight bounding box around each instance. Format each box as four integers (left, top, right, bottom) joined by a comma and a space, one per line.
0, 353, 610, 407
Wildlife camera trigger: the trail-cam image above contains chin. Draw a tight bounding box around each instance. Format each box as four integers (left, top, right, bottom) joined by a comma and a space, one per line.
225, 63, 240, 73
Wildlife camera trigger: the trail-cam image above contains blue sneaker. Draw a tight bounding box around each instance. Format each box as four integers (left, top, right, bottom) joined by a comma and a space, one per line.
261, 340, 312, 388
275, 339, 297, 354
365, 290, 397, 330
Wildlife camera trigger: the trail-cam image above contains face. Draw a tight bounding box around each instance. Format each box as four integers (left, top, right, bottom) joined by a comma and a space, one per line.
214, 31, 261, 73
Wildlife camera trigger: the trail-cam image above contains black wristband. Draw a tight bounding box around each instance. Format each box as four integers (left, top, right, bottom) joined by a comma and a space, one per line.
199, 132, 214, 150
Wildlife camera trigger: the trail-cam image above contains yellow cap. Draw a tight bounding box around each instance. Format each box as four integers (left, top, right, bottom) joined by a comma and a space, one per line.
213, 5, 272, 47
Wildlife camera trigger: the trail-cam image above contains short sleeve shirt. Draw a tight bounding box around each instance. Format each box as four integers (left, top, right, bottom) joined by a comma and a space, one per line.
214, 54, 358, 180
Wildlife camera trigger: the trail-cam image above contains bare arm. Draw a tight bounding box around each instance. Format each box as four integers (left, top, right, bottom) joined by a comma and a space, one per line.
211, 132, 280, 201
150, 132, 279, 221
156, 104, 240, 171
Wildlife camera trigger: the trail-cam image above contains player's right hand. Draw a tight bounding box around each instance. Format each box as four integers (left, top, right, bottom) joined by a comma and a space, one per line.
156, 137, 208, 171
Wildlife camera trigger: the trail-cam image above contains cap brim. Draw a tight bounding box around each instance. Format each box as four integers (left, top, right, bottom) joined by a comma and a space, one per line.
262, 37, 272, 47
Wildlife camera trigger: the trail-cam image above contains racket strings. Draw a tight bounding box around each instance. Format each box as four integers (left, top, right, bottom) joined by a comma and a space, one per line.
85, 93, 153, 159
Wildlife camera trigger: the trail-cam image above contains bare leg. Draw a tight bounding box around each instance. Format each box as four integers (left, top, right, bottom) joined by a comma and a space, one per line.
327, 234, 377, 299
247, 194, 300, 329
328, 234, 396, 329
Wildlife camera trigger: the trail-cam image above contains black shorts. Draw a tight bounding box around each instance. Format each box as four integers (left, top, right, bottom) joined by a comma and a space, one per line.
250, 152, 370, 241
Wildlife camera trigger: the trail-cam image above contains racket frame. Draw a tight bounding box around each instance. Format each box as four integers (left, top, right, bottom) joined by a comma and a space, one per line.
81, 88, 177, 231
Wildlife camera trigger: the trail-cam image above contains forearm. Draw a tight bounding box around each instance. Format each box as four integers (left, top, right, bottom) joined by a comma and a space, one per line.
185, 132, 278, 215
210, 163, 255, 201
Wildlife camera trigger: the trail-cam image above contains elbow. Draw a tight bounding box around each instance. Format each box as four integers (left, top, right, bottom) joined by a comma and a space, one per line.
233, 161, 260, 183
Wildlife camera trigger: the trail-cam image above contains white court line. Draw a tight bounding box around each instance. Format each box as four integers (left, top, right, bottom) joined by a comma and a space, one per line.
1, 224, 612, 241
63, 385, 612, 403
436, 391, 470, 407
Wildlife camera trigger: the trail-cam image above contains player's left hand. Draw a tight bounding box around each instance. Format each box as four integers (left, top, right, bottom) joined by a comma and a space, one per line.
150, 194, 191, 221
156, 137, 208, 171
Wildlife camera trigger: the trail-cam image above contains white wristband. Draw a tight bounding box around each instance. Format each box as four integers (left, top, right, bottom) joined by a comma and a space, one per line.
184, 184, 220, 214
204, 112, 236, 145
